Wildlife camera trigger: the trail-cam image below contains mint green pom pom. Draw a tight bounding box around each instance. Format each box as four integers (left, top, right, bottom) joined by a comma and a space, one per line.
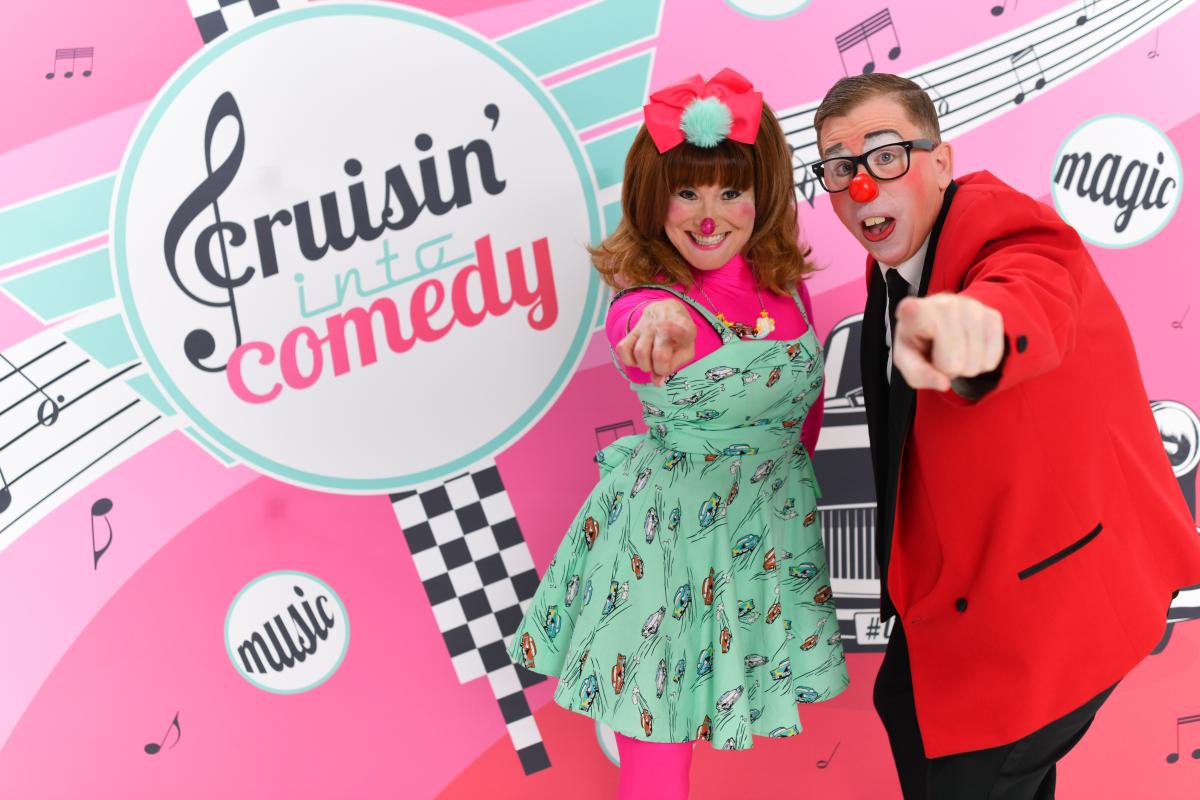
680, 97, 732, 148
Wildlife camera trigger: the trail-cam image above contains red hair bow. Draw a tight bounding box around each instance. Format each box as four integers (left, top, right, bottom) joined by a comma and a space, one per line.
642, 68, 763, 154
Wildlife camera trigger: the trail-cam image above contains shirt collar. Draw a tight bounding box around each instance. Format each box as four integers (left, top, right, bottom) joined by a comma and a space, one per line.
877, 234, 931, 294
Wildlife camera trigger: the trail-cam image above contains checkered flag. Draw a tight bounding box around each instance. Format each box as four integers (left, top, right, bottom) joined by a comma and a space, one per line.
187, 0, 306, 44
390, 461, 551, 775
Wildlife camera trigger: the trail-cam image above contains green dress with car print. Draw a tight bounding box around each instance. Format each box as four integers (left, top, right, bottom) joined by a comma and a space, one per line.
508, 286, 849, 750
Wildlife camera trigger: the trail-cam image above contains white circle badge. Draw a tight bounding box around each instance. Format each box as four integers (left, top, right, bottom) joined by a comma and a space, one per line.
1051, 114, 1182, 249
112, 4, 601, 491
724, 0, 812, 18
225, 570, 349, 694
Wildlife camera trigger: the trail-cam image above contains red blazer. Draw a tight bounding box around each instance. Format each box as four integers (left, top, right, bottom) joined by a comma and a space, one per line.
861, 171, 1200, 757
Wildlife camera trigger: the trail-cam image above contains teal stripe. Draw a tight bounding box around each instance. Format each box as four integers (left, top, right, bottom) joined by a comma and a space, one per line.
63, 315, 138, 368
185, 427, 236, 464
585, 124, 639, 190
1, 248, 114, 321
497, 0, 661, 77
0, 175, 115, 268
125, 375, 176, 417
551, 52, 652, 131
603, 200, 623, 237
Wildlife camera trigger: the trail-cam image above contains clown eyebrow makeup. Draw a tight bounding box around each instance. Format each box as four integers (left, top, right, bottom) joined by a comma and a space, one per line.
821, 128, 905, 157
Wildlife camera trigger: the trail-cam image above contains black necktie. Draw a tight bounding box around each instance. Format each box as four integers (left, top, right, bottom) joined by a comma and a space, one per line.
885, 269, 910, 352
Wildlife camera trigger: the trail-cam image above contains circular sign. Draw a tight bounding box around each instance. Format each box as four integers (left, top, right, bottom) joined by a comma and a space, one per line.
1051, 114, 1182, 249
113, 4, 601, 491
225, 570, 350, 694
724, 0, 812, 18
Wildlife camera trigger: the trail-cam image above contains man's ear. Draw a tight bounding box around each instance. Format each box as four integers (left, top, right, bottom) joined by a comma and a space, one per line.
934, 140, 954, 190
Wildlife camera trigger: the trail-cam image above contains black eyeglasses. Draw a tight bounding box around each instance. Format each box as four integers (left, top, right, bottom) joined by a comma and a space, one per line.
811, 139, 937, 193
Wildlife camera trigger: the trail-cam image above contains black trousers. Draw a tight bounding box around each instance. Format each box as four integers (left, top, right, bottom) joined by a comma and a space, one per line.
873, 621, 1117, 800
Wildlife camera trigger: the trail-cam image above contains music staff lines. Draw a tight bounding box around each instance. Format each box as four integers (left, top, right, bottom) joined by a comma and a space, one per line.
774, 0, 1136, 127
782, 0, 1170, 142
942, 0, 1181, 135
0, 340, 67, 386
777, 0, 1184, 204
0, 362, 140, 455
927, 0, 1176, 111
909, 0, 1139, 81
2, 398, 143, 492
0, 358, 87, 418
0, 414, 161, 537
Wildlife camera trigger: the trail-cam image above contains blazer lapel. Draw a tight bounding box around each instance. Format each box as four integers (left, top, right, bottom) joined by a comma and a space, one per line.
862, 266, 889, 500
874, 180, 959, 619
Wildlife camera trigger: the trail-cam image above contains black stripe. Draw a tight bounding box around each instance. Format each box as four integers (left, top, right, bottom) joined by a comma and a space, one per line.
1018, 523, 1103, 580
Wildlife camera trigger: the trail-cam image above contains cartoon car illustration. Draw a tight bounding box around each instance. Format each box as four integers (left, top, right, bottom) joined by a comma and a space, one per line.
582, 516, 599, 550
789, 562, 818, 583
608, 492, 625, 524
699, 494, 722, 528
811, 314, 1200, 655
640, 707, 654, 736
673, 584, 692, 619
706, 366, 739, 381
631, 554, 644, 580
716, 686, 744, 712
519, 633, 537, 668
807, 313, 892, 651
642, 606, 666, 638
719, 626, 732, 653
611, 654, 626, 694
731, 533, 759, 556
763, 548, 777, 572
543, 606, 561, 640
697, 644, 714, 676
723, 444, 759, 456
795, 686, 820, 704
701, 568, 716, 605
580, 675, 599, 711
644, 508, 658, 543
696, 715, 713, 741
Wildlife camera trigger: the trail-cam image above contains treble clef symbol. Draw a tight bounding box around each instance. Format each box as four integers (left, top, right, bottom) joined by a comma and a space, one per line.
162, 91, 253, 373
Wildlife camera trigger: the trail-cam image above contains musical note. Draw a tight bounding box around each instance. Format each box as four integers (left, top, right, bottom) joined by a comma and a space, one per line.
90, 498, 113, 569
792, 147, 817, 208
595, 421, 635, 451
990, 0, 1017, 16
1076, 0, 1096, 26
1166, 714, 1200, 763
144, 712, 181, 755
0, 332, 164, 544
0, 350, 67, 427
817, 740, 841, 768
1009, 46, 1046, 105
835, 9, 902, 76
1172, 305, 1189, 330
44, 47, 94, 79
1148, 30, 1161, 59
916, 76, 950, 117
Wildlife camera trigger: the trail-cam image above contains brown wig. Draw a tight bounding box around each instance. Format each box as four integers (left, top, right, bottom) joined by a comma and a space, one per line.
812, 73, 942, 150
589, 101, 813, 295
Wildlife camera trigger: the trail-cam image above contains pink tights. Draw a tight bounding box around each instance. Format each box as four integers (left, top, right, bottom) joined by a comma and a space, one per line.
614, 733, 693, 800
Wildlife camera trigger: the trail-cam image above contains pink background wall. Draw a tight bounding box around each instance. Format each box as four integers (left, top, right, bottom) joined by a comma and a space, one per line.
0, 1, 1197, 797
